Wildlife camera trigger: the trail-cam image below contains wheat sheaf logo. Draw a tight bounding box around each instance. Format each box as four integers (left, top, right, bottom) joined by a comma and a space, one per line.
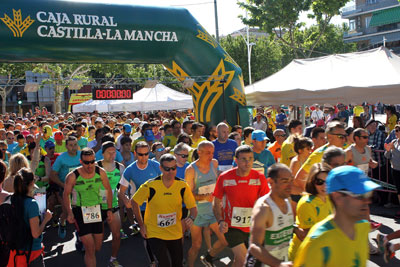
1, 9, 35, 37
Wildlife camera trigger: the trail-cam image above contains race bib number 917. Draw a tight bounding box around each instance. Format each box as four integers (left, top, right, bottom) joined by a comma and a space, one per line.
82, 205, 102, 224
231, 207, 252, 228
157, 212, 177, 228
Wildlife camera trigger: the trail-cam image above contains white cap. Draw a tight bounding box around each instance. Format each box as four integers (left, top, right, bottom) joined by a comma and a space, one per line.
133, 118, 141, 124
95, 117, 103, 122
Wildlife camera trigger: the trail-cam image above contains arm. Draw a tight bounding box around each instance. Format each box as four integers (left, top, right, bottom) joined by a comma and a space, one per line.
29, 211, 52, 238
50, 170, 64, 188
294, 168, 308, 191
345, 149, 353, 165
248, 199, 289, 267
132, 198, 146, 238
212, 196, 228, 233
100, 169, 113, 223
29, 135, 42, 172
39, 156, 52, 183
63, 171, 77, 223
367, 147, 378, 169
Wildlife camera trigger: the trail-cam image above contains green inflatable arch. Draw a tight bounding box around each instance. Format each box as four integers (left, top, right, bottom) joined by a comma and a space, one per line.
0, 0, 248, 126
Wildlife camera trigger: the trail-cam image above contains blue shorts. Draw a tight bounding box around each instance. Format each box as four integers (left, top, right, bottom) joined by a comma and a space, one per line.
194, 211, 217, 227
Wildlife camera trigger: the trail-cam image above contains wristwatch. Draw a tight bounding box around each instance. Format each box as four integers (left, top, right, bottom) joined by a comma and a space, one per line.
189, 215, 195, 221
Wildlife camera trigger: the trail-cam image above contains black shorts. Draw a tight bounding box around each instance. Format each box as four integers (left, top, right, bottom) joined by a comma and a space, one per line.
73, 207, 103, 237
101, 207, 120, 222
224, 227, 249, 248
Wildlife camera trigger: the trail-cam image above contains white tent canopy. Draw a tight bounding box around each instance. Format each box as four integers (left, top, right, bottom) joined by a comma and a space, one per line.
245, 47, 400, 106
72, 99, 111, 113
107, 83, 193, 112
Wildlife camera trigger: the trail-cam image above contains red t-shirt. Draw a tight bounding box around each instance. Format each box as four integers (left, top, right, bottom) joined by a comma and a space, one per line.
213, 168, 270, 233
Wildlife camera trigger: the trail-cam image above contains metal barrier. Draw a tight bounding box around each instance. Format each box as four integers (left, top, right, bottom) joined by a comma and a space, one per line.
369, 149, 397, 193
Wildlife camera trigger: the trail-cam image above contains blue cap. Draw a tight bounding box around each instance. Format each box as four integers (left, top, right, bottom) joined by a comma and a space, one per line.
144, 129, 155, 142
251, 130, 269, 141
44, 140, 55, 149
327, 165, 380, 194
123, 124, 132, 133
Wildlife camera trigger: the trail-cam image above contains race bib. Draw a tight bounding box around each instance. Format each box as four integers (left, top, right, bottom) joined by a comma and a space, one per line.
198, 183, 216, 195
231, 207, 252, 228
358, 164, 369, 175
157, 212, 177, 228
81, 205, 102, 224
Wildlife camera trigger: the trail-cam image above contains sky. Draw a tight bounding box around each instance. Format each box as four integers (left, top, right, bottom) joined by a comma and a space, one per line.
72, 0, 352, 36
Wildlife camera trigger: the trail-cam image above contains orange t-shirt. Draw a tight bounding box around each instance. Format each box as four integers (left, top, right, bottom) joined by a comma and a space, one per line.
268, 141, 282, 163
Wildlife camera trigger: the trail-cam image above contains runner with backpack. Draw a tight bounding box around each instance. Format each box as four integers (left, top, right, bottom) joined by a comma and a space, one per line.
0, 167, 53, 267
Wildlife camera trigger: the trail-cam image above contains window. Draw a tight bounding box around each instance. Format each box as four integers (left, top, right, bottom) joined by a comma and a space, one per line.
377, 23, 398, 32
365, 16, 372, 28
367, 0, 378, 4
349, 19, 356, 31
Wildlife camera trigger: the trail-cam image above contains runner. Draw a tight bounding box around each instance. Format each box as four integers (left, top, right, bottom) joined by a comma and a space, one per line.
245, 163, 295, 266
294, 166, 380, 266
251, 130, 275, 176
212, 123, 237, 172
209, 145, 270, 267
97, 141, 126, 267
185, 141, 227, 267
132, 154, 198, 267
63, 148, 114, 267
51, 135, 82, 239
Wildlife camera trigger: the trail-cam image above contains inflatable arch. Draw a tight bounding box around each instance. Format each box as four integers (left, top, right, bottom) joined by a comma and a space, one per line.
0, 0, 249, 126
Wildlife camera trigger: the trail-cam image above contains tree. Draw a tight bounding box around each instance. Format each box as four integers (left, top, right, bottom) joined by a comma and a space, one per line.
239, 0, 350, 58
0, 63, 33, 114
33, 64, 91, 113
220, 35, 282, 85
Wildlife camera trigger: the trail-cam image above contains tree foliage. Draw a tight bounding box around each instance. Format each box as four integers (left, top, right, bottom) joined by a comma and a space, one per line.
239, 0, 351, 58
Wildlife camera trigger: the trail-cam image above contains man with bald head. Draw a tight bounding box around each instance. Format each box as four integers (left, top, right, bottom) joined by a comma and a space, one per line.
212, 122, 238, 172
268, 129, 286, 163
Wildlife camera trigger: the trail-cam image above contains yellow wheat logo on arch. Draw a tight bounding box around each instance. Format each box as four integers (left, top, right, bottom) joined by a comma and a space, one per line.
1, 9, 35, 37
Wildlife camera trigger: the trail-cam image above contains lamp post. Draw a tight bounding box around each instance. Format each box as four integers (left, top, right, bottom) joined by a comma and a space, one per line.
234, 28, 256, 85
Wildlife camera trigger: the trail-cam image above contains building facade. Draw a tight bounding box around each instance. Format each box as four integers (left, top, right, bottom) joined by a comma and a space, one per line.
342, 0, 400, 53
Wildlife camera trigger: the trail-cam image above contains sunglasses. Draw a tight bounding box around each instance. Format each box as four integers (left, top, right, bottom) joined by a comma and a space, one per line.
82, 160, 95, 165
396, 129, 400, 133
176, 153, 188, 158
338, 190, 373, 200
330, 133, 348, 139
315, 178, 326, 186
276, 134, 286, 137
162, 165, 177, 172
156, 147, 165, 152
359, 136, 369, 139
137, 152, 149, 157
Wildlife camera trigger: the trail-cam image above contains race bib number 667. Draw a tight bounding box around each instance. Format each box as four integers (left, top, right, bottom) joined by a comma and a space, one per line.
157, 212, 177, 228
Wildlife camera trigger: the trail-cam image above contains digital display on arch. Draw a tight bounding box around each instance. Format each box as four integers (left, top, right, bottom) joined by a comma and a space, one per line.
92, 88, 133, 100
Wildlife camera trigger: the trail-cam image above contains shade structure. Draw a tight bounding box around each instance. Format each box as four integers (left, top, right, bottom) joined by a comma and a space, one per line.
107, 83, 193, 112
72, 99, 111, 113
245, 47, 400, 106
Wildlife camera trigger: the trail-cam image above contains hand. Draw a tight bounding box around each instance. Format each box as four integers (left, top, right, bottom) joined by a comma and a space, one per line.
106, 210, 113, 224
219, 221, 228, 234
44, 209, 53, 223
67, 212, 75, 224
139, 224, 147, 239
205, 193, 213, 202
184, 217, 194, 229
35, 133, 42, 145
294, 227, 307, 241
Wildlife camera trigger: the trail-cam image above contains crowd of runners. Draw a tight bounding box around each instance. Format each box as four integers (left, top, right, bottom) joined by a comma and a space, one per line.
1, 103, 400, 267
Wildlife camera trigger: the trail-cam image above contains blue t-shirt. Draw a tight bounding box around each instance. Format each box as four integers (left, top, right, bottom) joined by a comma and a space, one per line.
52, 151, 81, 183
12, 144, 25, 155
276, 113, 287, 131
77, 137, 88, 150
122, 159, 161, 211
7, 142, 17, 153
176, 162, 190, 179
212, 139, 237, 167
23, 197, 42, 251
95, 149, 123, 163
123, 151, 135, 167
338, 110, 349, 124
253, 149, 276, 176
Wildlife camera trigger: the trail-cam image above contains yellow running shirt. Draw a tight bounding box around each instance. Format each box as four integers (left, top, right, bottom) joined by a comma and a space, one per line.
132, 176, 196, 240
300, 144, 329, 173
280, 139, 296, 167
294, 216, 369, 267
288, 194, 334, 261
353, 106, 364, 117
388, 114, 398, 132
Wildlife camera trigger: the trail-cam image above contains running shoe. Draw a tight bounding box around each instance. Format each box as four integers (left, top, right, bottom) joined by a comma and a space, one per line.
200, 255, 215, 267
58, 221, 66, 239
376, 233, 386, 254
384, 242, 395, 263
370, 221, 382, 232
129, 223, 140, 235
108, 259, 122, 267
120, 229, 128, 240
369, 241, 379, 255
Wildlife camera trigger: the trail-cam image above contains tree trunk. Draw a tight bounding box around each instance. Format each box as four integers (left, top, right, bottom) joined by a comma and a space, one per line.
0, 90, 5, 114
54, 85, 63, 113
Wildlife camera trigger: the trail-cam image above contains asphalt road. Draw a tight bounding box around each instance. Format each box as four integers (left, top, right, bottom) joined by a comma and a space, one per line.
41, 201, 400, 267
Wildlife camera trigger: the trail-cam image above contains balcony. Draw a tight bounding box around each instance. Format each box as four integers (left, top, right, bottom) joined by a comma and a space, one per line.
342, 0, 399, 17
344, 27, 377, 38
